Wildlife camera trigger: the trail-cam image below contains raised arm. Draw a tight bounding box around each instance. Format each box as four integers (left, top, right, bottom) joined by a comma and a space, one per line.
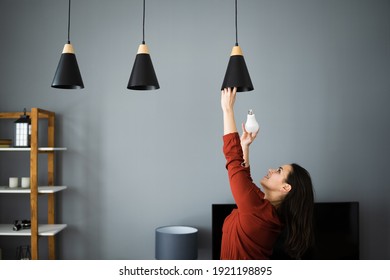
221, 87, 238, 135
222, 88, 259, 210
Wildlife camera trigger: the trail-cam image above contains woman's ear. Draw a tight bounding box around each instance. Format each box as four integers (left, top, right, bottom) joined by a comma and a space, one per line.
282, 183, 292, 193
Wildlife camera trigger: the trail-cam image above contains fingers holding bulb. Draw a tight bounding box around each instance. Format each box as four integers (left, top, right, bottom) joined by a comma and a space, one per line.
242, 123, 259, 139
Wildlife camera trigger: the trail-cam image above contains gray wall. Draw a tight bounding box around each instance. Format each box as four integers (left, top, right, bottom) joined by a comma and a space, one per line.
0, 0, 389, 259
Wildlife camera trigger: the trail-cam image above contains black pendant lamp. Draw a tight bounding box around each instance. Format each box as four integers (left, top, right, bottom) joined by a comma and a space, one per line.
52, 0, 84, 89
127, 0, 159, 90
221, 0, 253, 92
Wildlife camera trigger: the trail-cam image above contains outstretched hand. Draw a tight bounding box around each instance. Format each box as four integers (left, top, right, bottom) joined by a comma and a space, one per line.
240, 123, 259, 147
221, 87, 238, 135
221, 87, 237, 113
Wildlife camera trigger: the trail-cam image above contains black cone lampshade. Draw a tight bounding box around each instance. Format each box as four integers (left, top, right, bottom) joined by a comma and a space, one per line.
221, 0, 253, 92
51, 0, 84, 90
52, 43, 84, 89
221, 45, 253, 92
127, 43, 159, 90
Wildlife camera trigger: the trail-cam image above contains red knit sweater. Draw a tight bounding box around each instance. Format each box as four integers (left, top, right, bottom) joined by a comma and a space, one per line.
221, 132, 282, 260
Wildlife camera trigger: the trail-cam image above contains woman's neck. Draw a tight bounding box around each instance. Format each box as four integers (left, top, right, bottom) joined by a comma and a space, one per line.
264, 192, 283, 209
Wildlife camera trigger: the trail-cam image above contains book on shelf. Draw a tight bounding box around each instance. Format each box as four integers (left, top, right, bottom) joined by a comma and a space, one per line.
0, 139, 12, 147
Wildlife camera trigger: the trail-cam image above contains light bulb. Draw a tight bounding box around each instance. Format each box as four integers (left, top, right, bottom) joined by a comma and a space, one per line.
245, 109, 259, 133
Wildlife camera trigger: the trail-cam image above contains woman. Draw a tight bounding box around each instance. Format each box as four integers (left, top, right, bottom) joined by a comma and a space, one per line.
220, 87, 315, 260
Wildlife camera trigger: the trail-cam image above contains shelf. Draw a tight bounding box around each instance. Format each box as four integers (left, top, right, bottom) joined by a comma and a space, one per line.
0, 186, 67, 194
0, 147, 67, 152
0, 224, 67, 236
0, 108, 65, 259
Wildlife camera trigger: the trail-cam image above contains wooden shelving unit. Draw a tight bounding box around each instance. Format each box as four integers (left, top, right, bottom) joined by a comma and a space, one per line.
0, 108, 67, 260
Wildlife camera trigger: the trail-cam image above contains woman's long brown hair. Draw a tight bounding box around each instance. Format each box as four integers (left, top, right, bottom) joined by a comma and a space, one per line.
277, 163, 315, 259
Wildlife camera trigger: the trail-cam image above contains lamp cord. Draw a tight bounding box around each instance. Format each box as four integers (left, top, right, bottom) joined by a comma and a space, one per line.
67, 0, 71, 43
142, 0, 145, 44
235, 0, 238, 46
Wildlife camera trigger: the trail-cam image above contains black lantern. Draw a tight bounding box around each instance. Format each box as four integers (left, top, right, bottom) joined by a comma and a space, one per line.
14, 108, 31, 147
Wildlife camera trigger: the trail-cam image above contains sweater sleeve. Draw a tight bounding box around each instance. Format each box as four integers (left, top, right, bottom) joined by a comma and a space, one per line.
223, 132, 265, 212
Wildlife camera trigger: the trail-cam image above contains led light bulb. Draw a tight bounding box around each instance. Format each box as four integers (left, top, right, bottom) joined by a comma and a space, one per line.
245, 109, 259, 133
